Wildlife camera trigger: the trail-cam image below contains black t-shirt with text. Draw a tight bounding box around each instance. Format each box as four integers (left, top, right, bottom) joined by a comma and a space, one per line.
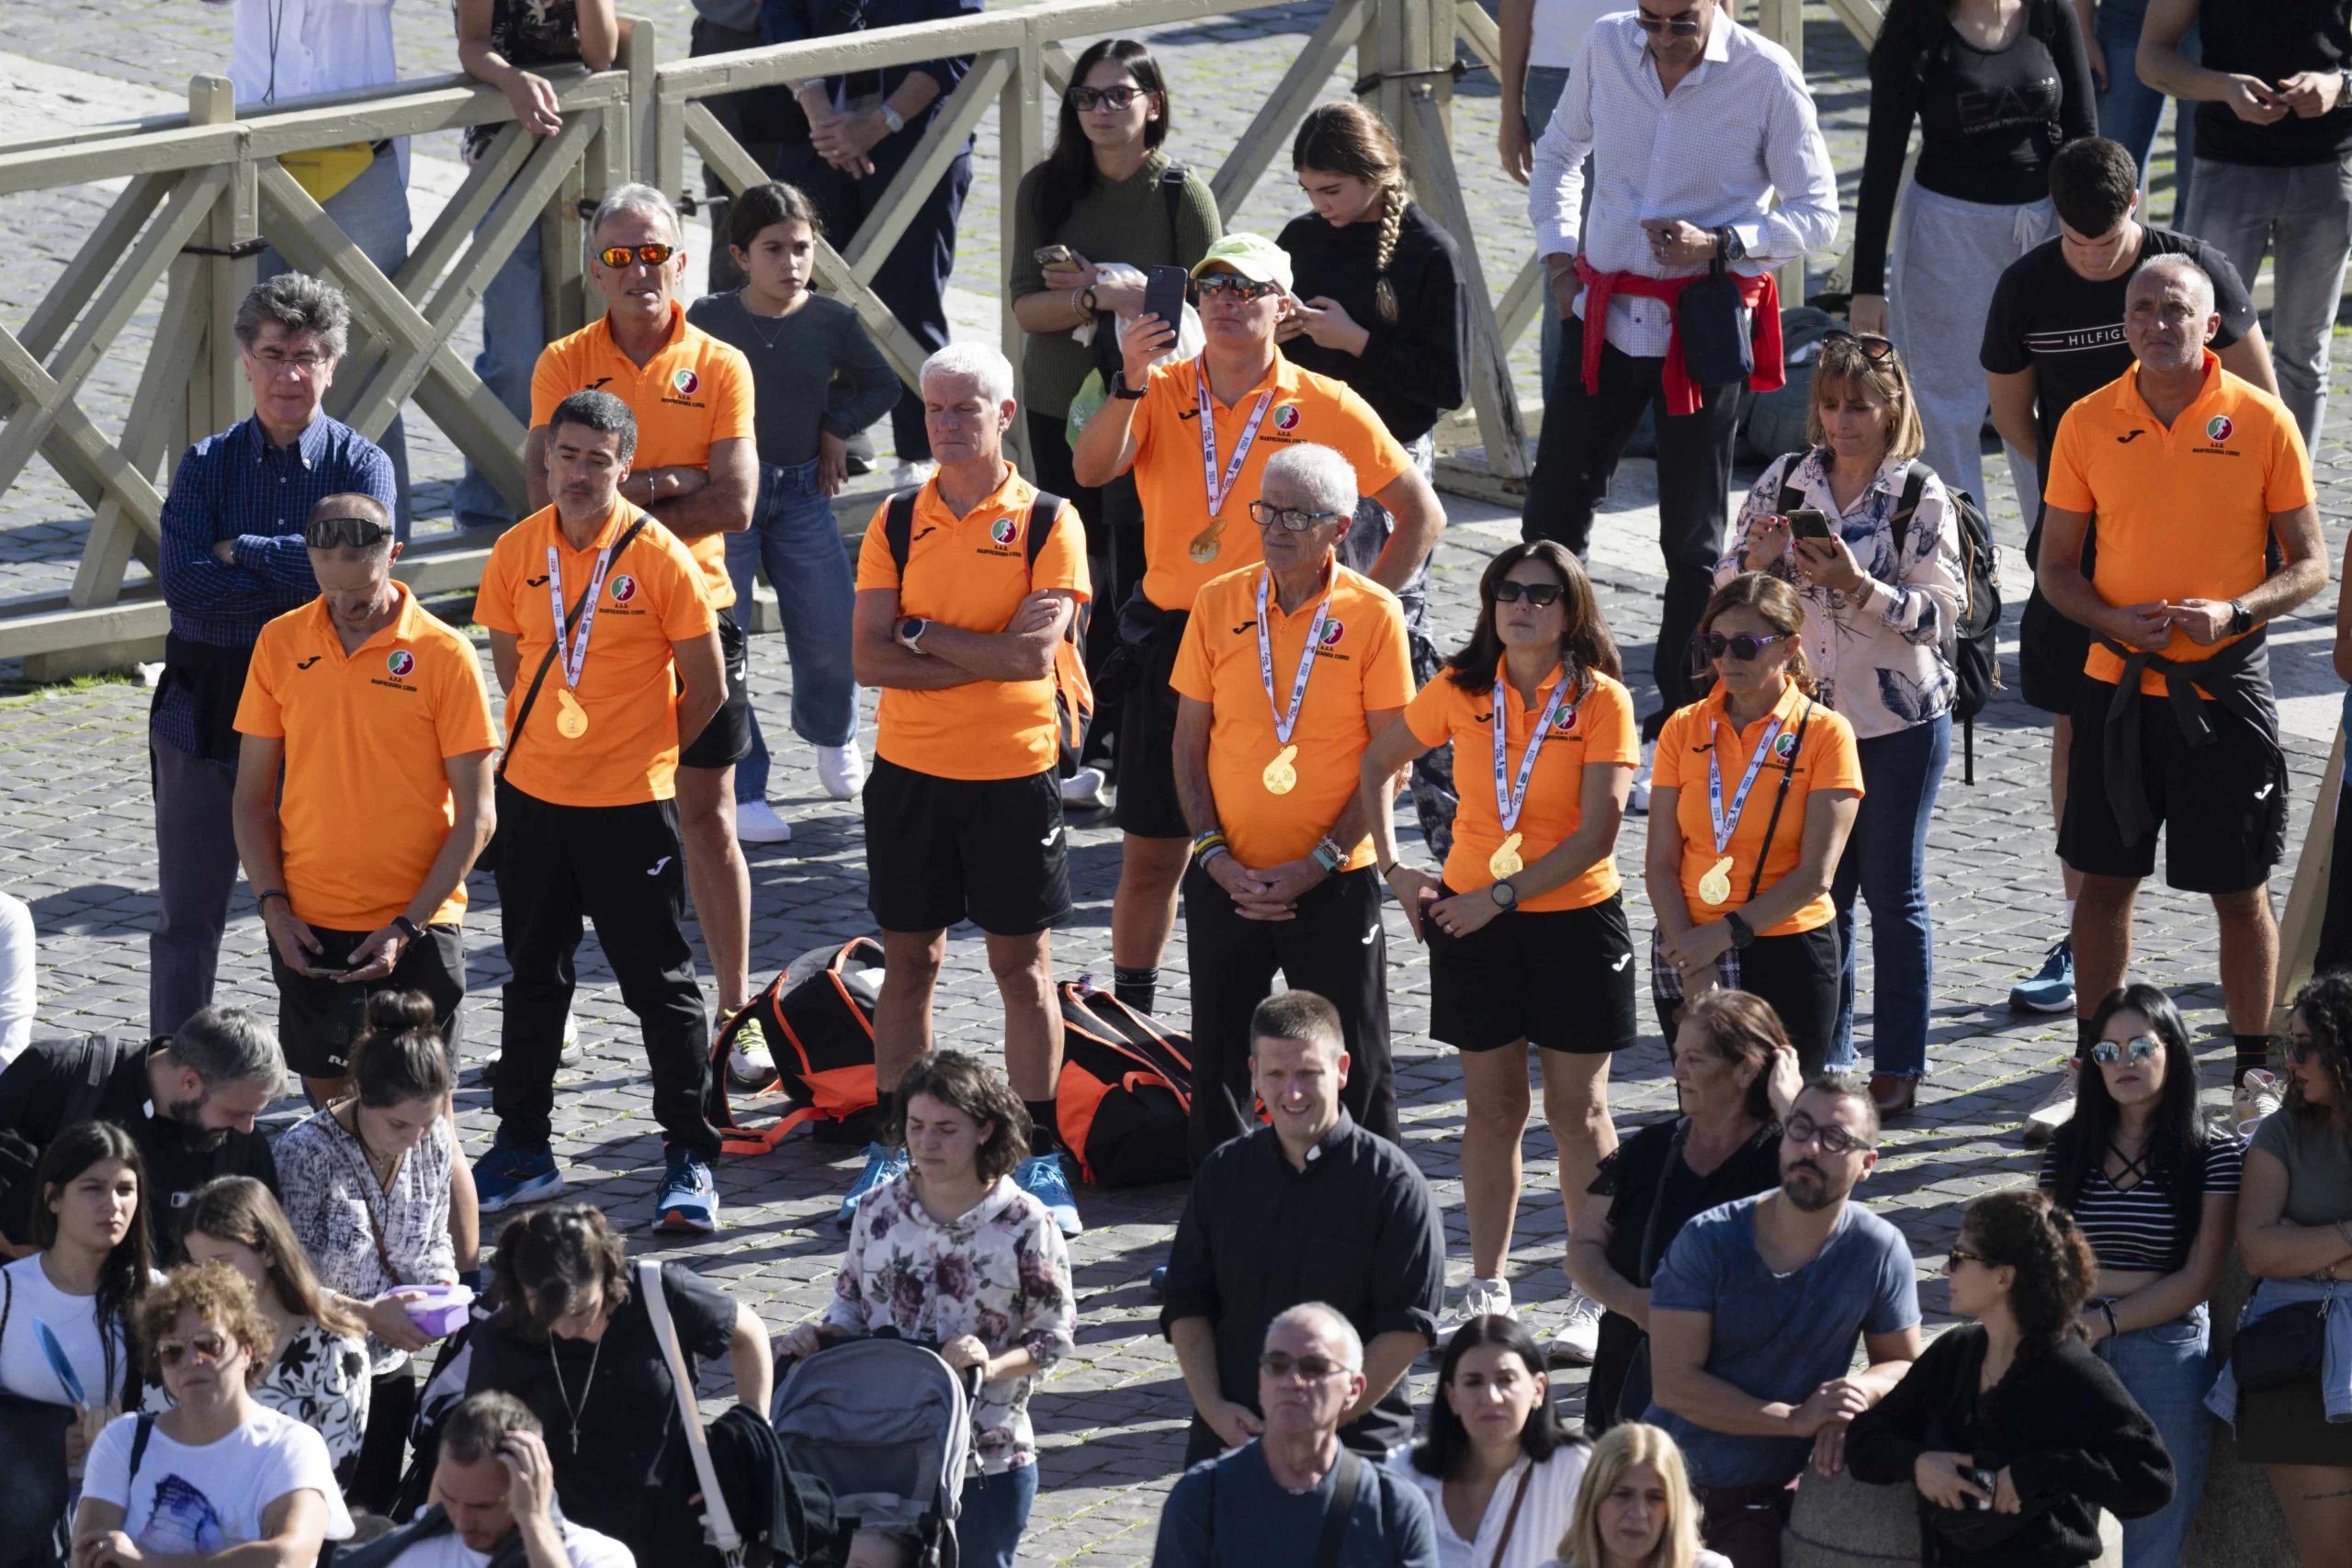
2194, 0, 2352, 166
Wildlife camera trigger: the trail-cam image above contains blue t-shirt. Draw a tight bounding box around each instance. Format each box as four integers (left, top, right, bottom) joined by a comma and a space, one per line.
1644, 1196, 1920, 1489
1150, 1441, 1439, 1568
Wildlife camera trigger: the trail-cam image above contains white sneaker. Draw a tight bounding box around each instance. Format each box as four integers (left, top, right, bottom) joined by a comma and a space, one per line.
1628, 739, 1656, 816
1442, 1278, 1515, 1332
561, 1010, 581, 1066
1546, 1290, 1603, 1368
2236, 1068, 2283, 1141
888, 460, 938, 490
729, 1024, 779, 1090
817, 741, 866, 800
1061, 766, 1107, 809
736, 799, 793, 843
2022, 1062, 2078, 1149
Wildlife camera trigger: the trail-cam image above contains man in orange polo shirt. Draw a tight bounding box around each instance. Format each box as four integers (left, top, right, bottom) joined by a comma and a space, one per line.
842, 343, 1091, 1236
474, 390, 729, 1231
1071, 233, 1444, 1029
1170, 443, 1415, 1166
526, 185, 771, 1090
2041, 255, 2328, 1090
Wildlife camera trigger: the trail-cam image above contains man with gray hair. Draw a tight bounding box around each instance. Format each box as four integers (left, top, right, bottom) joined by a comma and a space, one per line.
838, 343, 1091, 1237
153, 273, 396, 1038
1167, 442, 1415, 1160
0, 1004, 284, 1263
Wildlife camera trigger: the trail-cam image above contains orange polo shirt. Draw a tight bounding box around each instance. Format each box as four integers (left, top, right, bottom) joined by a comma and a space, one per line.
476, 499, 717, 807
1652, 681, 1863, 937
2044, 351, 2312, 696
234, 584, 499, 931
1127, 350, 1413, 612
530, 301, 755, 610
1403, 660, 1640, 912
854, 468, 1091, 782
1170, 562, 1414, 870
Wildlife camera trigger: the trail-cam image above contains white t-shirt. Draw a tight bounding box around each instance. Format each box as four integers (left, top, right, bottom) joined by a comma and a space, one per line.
0, 891, 33, 1066
0, 1254, 127, 1408
1529, 0, 1621, 71
83, 1404, 356, 1554
388, 1517, 637, 1568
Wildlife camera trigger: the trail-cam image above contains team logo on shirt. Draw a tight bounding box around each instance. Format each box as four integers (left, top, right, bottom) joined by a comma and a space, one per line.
2206, 415, 2233, 442
989, 516, 1020, 547
1317, 619, 1344, 648
1553, 705, 1577, 733
1272, 403, 1302, 432
672, 367, 701, 397
1772, 732, 1799, 759
609, 575, 639, 604
386, 650, 415, 678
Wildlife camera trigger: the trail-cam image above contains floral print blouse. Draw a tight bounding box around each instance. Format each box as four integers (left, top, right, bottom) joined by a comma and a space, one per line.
1717, 448, 1966, 740
144, 1317, 372, 1473
823, 1173, 1076, 1475
274, 1107, 457, 1375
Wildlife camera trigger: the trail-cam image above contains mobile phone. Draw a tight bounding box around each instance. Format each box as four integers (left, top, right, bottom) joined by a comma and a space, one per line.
1786, 508, 1833, 541
1960, 1467, 1998, 1509
1141, 265, 1189, 332
307, 959, 352, 976
1033, 244, 1073, 268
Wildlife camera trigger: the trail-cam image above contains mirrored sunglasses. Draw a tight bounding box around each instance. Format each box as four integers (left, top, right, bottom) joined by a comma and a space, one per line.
1196, 273, 1283, 301
2088, 1035, 2163, 1066
305, 515, 391, 550
1697, 630, 1790, 662
157, 1330, 237, 1369
597, 243, 677, 269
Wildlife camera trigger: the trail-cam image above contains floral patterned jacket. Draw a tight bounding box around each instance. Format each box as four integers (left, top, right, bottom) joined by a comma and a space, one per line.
823, 1173, 1076, 1474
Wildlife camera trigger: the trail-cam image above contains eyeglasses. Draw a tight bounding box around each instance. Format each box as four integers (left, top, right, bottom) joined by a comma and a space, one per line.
1260, 1351, 1359, 1382
1494, 580, 1566, 607
1697, 630, 1790, 662
1784, 1111, 1875, 1156
1944, 1247, 1986, 1273
1196, 273, 1283, 301
1634, 7, 1706, 36
246, 347, 331, 375
305, 515, 391, 550
1821, 329, 1900, 363
1069, 85, 1144, 111
597, 243, 677, 269
1249, 500, 1345, 533
2089, 1035, 2163, 1066
156, 1330, 238, 1370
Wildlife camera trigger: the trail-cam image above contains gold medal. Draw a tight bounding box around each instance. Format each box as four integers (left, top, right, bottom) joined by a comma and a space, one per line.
1189, 532, 1221, 565
555, 688, 590, 739
1488, 832, 1525, 880
1262, 743, 1299, 795
1697, 854, 1735, 908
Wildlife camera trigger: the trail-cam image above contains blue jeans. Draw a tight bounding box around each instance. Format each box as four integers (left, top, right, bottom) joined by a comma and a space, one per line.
956, 1461, 1038, 1568
724, 457, 860, 800
2188, 151, 2352, 447
454, 220, 545, 532
1828, 712, 1950, 1077
1525, 65, 1575, 402
2099, 1305, 2211, 1568
2092, 0, 2196, 220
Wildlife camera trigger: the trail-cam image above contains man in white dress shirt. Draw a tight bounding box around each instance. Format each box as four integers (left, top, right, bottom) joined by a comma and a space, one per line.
1521, 0, 1837, 745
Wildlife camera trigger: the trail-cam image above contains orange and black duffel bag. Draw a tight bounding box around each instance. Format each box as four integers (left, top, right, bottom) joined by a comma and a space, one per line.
1054, 984, 1193, 1187
707, 938, 885, 1155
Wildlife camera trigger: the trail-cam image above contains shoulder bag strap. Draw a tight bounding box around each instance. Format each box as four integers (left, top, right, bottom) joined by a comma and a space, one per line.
1745, 699, 1815, 903
1889, 465, 1929, 563
884, 489, 919, 575
1486, 1461, 1537, 1568
499, 514, 650, 781
1025, 491, 1066, 578
1311, 1450, 1363, 1568
127, 1411, 156, 1487
1775, 450, 1823, 518
1161, 162, 1190, 246
1634, 1119, 1694, 1287
637, 1259, 744, 1559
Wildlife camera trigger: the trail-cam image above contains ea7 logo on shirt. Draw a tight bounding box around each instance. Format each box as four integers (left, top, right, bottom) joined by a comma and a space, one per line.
1272, 404, 1302, 433
608, 574, 639, 604
2207, 415, 2233, 442
386, 649, 415, 678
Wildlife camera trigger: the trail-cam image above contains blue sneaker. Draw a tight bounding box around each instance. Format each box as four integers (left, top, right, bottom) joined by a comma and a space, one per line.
1016, 1153, 1083, 1237
473, 1135, 563, 1213
836, 1142, 908, 1232
2009, 937, 2076, 1015
656, 1145, 720, 1234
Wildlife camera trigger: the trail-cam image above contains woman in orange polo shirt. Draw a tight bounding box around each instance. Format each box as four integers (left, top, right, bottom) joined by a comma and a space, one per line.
1646, 574, 1864, 1077
1360, 540, 1639, 1348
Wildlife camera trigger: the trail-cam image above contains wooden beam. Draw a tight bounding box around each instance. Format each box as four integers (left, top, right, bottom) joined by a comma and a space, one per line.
0, 327, 168, 542
395, 121, 532, 303
1406, 87, 1527, 479
1001, 34, 1046, 474
2275, 725, 2346, 1033
1452, 0, 1502, 73
17, 174, 172, 362
1209, 0, 1365, 222
73, 265, 206, 606
844, 52, 1012, 286
1822, 0, 1885, 48
1497, 251, 1544, 351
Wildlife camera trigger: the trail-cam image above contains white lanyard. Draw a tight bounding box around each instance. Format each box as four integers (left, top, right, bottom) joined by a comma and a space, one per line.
1492, 670, 1576, 834
1255, 571, 1334, 745
1199, 354, 1273, 519
1707, 709, 1788, 855
546, 536, 620, 690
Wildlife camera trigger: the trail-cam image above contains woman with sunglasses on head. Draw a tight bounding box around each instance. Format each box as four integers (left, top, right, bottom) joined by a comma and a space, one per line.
1645, 574, 1864, 1077
1388, 1314, 1587, 1568
1846, 1189, 2172, 1567
2035, 983, 2234, 1568
1718, 334, 1963, 1118
1359, 541, 1637, 1348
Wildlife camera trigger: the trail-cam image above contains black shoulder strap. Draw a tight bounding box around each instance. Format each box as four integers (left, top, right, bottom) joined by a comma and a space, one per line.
1634, 1118, 1694, 1287
60, 1033, 119, 1135
1890, 463, 1930, 562
1161, 162, 1191, 246
884, 488, 920, 575
127, 1412, 156, 1487
1776, 449, 1825, 518
1025, 491, 1068, 578
1311, 1450, 1363, 1568
499, 513, 651, 780
1746, 699, 1815, 902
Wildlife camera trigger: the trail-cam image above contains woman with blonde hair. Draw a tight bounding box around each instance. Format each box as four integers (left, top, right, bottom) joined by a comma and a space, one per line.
1543, 1422, 1728, 1568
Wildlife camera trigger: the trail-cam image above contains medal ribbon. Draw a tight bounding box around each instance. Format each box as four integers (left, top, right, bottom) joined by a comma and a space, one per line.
1492, 670, 1575, 835
546, 536, 620, 691
1255, 571, 1334, 746
1198, 354, 1274, 519
1707, 712, 1788, 856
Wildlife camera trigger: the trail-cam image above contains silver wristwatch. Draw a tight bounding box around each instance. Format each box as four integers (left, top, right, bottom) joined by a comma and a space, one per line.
881, 104, 906, 135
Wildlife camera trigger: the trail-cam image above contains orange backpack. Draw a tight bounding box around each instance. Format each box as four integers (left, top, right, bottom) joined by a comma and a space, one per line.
706, 938, 884, 1156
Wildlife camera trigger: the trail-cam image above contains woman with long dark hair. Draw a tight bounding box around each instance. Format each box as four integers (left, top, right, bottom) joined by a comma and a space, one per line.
1387, 1314, 1585, 1568
1358, 541, 1636, 1351
1847, 1190, 2172, 1567
2039, 984, 2235, 1568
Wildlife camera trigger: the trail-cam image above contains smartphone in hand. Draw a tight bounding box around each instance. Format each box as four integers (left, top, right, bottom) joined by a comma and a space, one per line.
1786, 508, 1833, 541
1140, 265, 1188, 331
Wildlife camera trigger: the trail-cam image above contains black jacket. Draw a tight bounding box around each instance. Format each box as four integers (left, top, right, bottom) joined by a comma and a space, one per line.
1846, 1326, 2174, 1568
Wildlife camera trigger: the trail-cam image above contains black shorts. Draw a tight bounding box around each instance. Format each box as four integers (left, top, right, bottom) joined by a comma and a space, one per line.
864, 757, 1071, 935
1111, 607, 1191, 840
1428, 891, 1638, 1054
678, 610, 754, 770
268, 921, 467, 1081
2017, 588, 2091, 716
2059, 676, 2287, 893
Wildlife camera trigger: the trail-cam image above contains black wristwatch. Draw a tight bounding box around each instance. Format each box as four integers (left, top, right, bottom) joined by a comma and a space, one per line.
1716, 225, 1746, 264
1111, 370, 1147, 400
1080, 285, 1099, 313
1724, 910, 1757, 951
1490, 878, 1518, 912
2228, 599, 2255, 637
390, 915, 424, 942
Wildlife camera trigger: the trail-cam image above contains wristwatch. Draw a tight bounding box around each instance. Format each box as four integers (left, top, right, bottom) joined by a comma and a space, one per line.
898, 616, 931, 651
1080, 285, 1099, 313
1490, 878, 1518, 911
1111, 370, 1147, 400
881, 104, 905, 135
1724, 910, 1757, 950
1716, 225, 1746, 264
390, 915, 424, 942
2228, 599, 2255, 637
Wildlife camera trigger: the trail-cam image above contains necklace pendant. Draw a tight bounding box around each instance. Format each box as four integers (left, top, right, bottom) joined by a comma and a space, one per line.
1190, 535, 1221, 565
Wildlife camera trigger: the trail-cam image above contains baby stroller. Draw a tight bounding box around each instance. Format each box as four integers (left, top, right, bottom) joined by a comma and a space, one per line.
771, 1335, 980, 1568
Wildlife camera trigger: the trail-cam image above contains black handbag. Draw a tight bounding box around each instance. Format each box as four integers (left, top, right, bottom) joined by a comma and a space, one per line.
0, 1273, 76, 1568
1675, 233, 1755, 389
2231, 1288, 2333, 1393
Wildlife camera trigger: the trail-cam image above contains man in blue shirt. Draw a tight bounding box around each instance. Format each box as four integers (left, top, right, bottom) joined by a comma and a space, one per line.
1645, 1075, 1923, 1568
152, 273, 397, 1037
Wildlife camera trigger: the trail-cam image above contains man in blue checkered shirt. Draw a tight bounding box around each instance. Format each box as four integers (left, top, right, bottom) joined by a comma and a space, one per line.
152, 273, 397, 1037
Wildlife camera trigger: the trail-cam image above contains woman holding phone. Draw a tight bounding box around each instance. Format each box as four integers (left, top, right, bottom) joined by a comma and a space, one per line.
1715, 333, 1962, 1115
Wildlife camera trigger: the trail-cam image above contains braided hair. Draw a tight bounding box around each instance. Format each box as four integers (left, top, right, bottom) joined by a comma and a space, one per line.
1291, 100, 1408, 321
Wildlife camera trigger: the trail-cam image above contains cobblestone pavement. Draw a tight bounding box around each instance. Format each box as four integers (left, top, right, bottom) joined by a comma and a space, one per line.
0, 6, 2346, 1566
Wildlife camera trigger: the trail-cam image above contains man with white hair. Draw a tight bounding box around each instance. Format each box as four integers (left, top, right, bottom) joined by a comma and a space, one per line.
525, 184, 770, 1129
2037, 253, 2328, 1080
1167, 443, 1414, 1159
840, 343, 1091, 1235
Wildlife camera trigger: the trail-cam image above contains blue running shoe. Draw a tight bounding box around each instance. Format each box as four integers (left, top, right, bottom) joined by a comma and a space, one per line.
1017, 1153, 1083, 1237
474, 1135, 563, 1213
836, 1142, 907, 1232
656, 1145, 719, 1234
1149, 1265, 1168, 1300
2009, 937, 2076, 1015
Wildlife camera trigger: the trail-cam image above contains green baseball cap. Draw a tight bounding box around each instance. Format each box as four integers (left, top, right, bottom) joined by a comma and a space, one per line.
1190, 232, 1293, 295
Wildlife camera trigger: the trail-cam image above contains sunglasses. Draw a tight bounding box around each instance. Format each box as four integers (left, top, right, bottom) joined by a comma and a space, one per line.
1821, 329, 1899, 362
1944, 1247, 1986, 1273
1248, 500, 1344, 533
1785, 1111, 1874, 1156
1494, 580, 1566, 608
1260, 1351, 1358, 1382
1069, 85, 1145, 111
2089, 1035, 2163, 1066
305, 515, 391, 550
597, 243, 677, 269
156, 1330, 238, 1369
1634, 8, 1705, 35
2290, 1038, 2317, 1065
1196, 273, 1283, 301
1697, 630, 1790, 662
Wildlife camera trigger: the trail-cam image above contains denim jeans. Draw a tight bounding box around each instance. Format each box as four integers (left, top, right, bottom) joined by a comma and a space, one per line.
2092, 0, 2197, 220
725, 457, 861, 801
2099, 1304, 2211, 1568
956, 1461, 1038, 1568
1828, 712, 1951, 1077
2188, 150, 2352, 447
454, 220, 545, 532
1525, 64, 1575, 404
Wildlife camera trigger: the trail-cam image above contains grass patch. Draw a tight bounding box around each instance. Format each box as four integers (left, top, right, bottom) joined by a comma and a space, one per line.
0, 668, 139, 704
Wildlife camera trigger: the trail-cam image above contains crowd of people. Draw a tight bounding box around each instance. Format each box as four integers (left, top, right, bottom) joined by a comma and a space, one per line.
11, 0, 2352, 1562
